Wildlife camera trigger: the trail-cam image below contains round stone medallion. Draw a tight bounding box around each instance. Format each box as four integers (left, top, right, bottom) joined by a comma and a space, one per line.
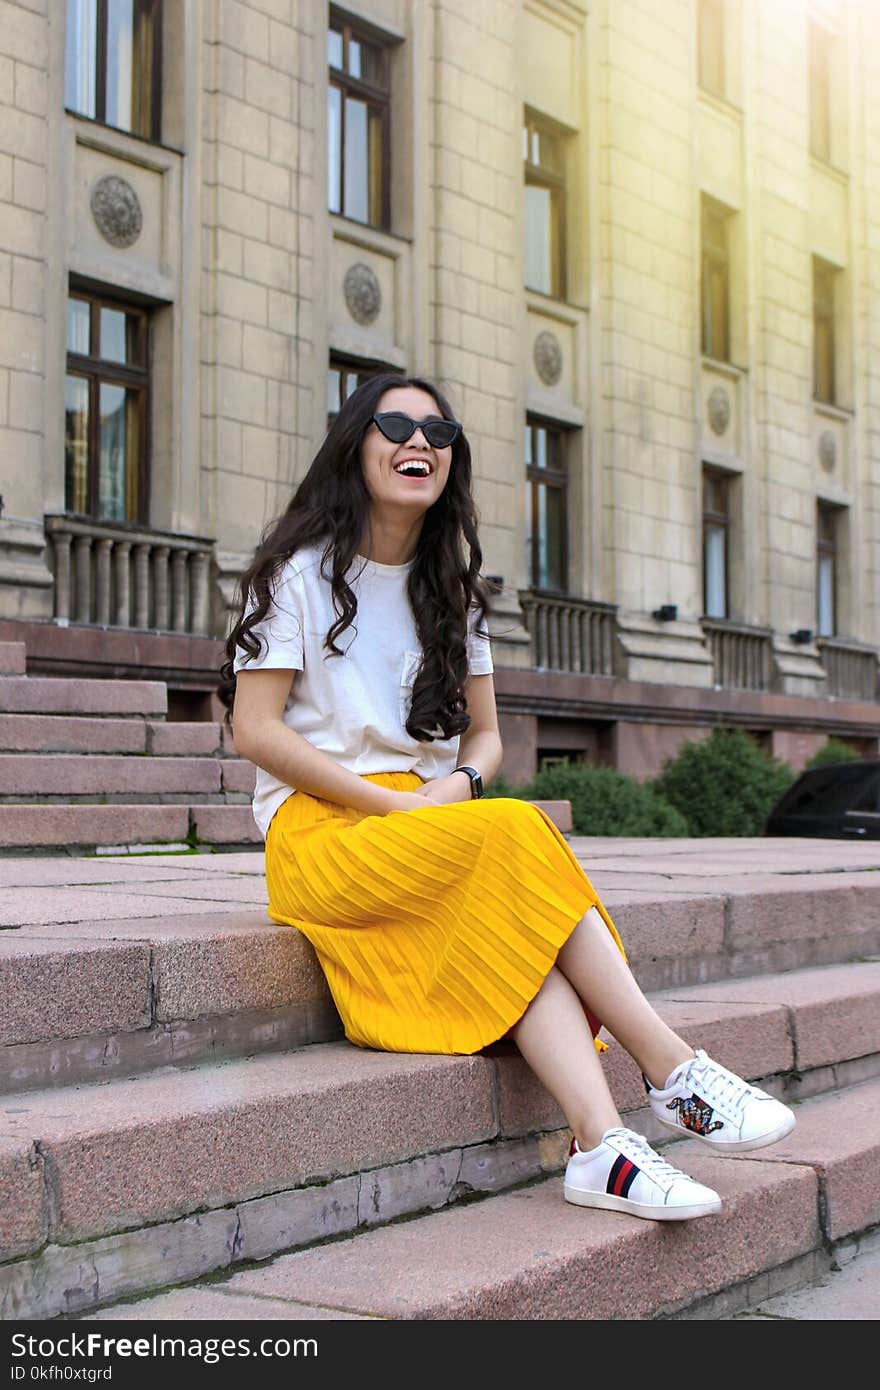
343, 262, 382, 325
90, 175, 143, 249
707, 384, 731, 436
533, 331, 563, 386
818, 429, 837, 473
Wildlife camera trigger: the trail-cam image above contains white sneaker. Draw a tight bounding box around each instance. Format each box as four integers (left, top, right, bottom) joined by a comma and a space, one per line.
563, 1126, 721, 1221
647, 1049, 796, 1152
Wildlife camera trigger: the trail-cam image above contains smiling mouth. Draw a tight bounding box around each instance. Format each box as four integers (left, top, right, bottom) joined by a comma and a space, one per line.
393, 460, 433, 477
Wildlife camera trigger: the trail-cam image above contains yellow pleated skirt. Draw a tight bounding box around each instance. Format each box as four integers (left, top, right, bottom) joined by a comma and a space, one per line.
264, 771, 626, 1056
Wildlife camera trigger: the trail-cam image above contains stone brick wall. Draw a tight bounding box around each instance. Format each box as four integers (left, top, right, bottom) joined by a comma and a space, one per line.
432, 0, 521, 589
202, 0, 316, 587
595, 0, 697, 619
0, 0, 50, 614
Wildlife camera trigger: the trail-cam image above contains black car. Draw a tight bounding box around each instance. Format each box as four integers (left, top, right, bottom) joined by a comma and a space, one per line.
764, 759, 880, 840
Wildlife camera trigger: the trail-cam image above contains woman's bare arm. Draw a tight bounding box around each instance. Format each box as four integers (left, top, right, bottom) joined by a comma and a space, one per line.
417, 672, 505, 805
231, 669, 424, 816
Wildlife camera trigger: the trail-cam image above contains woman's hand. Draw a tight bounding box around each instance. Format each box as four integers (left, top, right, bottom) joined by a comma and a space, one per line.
415, 773, 474, 806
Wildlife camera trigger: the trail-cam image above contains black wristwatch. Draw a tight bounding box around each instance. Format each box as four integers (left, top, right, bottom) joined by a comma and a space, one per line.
452, 765, 484, 799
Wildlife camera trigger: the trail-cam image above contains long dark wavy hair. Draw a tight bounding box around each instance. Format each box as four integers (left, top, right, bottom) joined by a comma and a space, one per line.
218, 373, 491, 742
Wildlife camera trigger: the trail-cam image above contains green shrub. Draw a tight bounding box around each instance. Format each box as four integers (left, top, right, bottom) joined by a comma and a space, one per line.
805, 738, 861, 769
652, 729, 795, 837
486, 763, 689, 837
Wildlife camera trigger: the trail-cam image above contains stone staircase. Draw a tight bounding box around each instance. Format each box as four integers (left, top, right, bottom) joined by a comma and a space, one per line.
0, 639, 571, 854
2, 823, 879, 1320
0, 638, 261, 853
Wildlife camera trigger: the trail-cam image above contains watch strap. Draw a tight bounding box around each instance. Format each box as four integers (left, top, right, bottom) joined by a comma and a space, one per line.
452, 765, 483, 799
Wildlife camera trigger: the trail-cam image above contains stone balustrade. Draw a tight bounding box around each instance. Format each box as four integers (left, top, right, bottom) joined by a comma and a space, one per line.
45, 515, 214, 636
818, 637, 878, 702
702, 617, 774, 692
519, 592, 616, 675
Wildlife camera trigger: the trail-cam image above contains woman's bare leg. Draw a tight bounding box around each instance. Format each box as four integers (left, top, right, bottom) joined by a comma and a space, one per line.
556, 907, 694, 1088
508, 965, 621, 1150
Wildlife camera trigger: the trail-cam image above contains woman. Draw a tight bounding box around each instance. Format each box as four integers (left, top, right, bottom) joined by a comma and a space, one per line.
219, 373, 794, 1223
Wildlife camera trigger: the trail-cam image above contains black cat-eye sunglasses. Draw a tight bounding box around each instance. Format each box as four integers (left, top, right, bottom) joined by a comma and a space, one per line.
372, 412, 462, 449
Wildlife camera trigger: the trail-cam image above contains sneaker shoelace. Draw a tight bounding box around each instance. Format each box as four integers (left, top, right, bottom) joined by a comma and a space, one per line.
684, 1050, 764, 1117
603, 1128, 690, 1193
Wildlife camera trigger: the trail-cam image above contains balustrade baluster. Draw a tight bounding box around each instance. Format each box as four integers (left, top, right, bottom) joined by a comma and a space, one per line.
153, 546, 170, 629
134, 544, 151, 629
548, 605, 560, 669
113, 542, 131, 626
94, 538, 113, 626
74, 535, 92, 624
171, 550, 188, 632
191, 551, 211, 635
53, 532, 72, 622
559, 604, 571, 672
536, 604, 548, 668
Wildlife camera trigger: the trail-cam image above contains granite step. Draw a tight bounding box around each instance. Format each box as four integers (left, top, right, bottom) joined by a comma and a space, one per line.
0, 677, 167, 717
0, 643, 26, 676
0, 801, 263, 852
0, 717, 234, 756
0, 798, 573, 852
3, 1052, 878, 1321
0, 754, 232, 797
2, 844, 880, 1090
78, 1078, 879, 1322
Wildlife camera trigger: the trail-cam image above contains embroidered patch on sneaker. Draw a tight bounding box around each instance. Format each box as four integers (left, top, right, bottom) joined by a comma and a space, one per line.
666, 1095, 724, 1137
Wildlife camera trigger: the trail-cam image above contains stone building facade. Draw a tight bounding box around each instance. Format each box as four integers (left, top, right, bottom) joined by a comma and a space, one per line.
1, 0, 879, 779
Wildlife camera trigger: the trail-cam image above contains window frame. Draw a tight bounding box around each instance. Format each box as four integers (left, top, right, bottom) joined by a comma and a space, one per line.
701, 199, 731, 363
327, 354, 399, 429
65, 286, 151, 524
65, 0, 163, 144
816, 502, 838, 638
702, 466, 730, 619
523, 111, 567, 300
327, 8, 393, 230
525, 417, 569, 595
813, 258, 837, 406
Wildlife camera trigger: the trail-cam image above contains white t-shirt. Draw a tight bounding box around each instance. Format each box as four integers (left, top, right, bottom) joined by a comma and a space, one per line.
232, 542, 494, 836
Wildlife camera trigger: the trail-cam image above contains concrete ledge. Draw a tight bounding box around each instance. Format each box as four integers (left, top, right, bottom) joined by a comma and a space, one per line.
529, 799, 572, 833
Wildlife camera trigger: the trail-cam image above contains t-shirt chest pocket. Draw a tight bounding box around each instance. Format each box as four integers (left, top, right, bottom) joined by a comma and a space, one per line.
399, 650, 422, 724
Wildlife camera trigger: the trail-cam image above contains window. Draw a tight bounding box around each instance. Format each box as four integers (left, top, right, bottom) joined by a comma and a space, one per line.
698, 0, 725, 99
809, 21, 832, 164
817, 503, 839, 637
813, 258, 837, 405
327, 357, 394, 427
701, 199, 731, 363
327, 13, 391, 228
702, 468, 730, 619
65, 0, 162, 142
65, 289, 149, 523
523, 113, 566, 299
525, 420, 568, 592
